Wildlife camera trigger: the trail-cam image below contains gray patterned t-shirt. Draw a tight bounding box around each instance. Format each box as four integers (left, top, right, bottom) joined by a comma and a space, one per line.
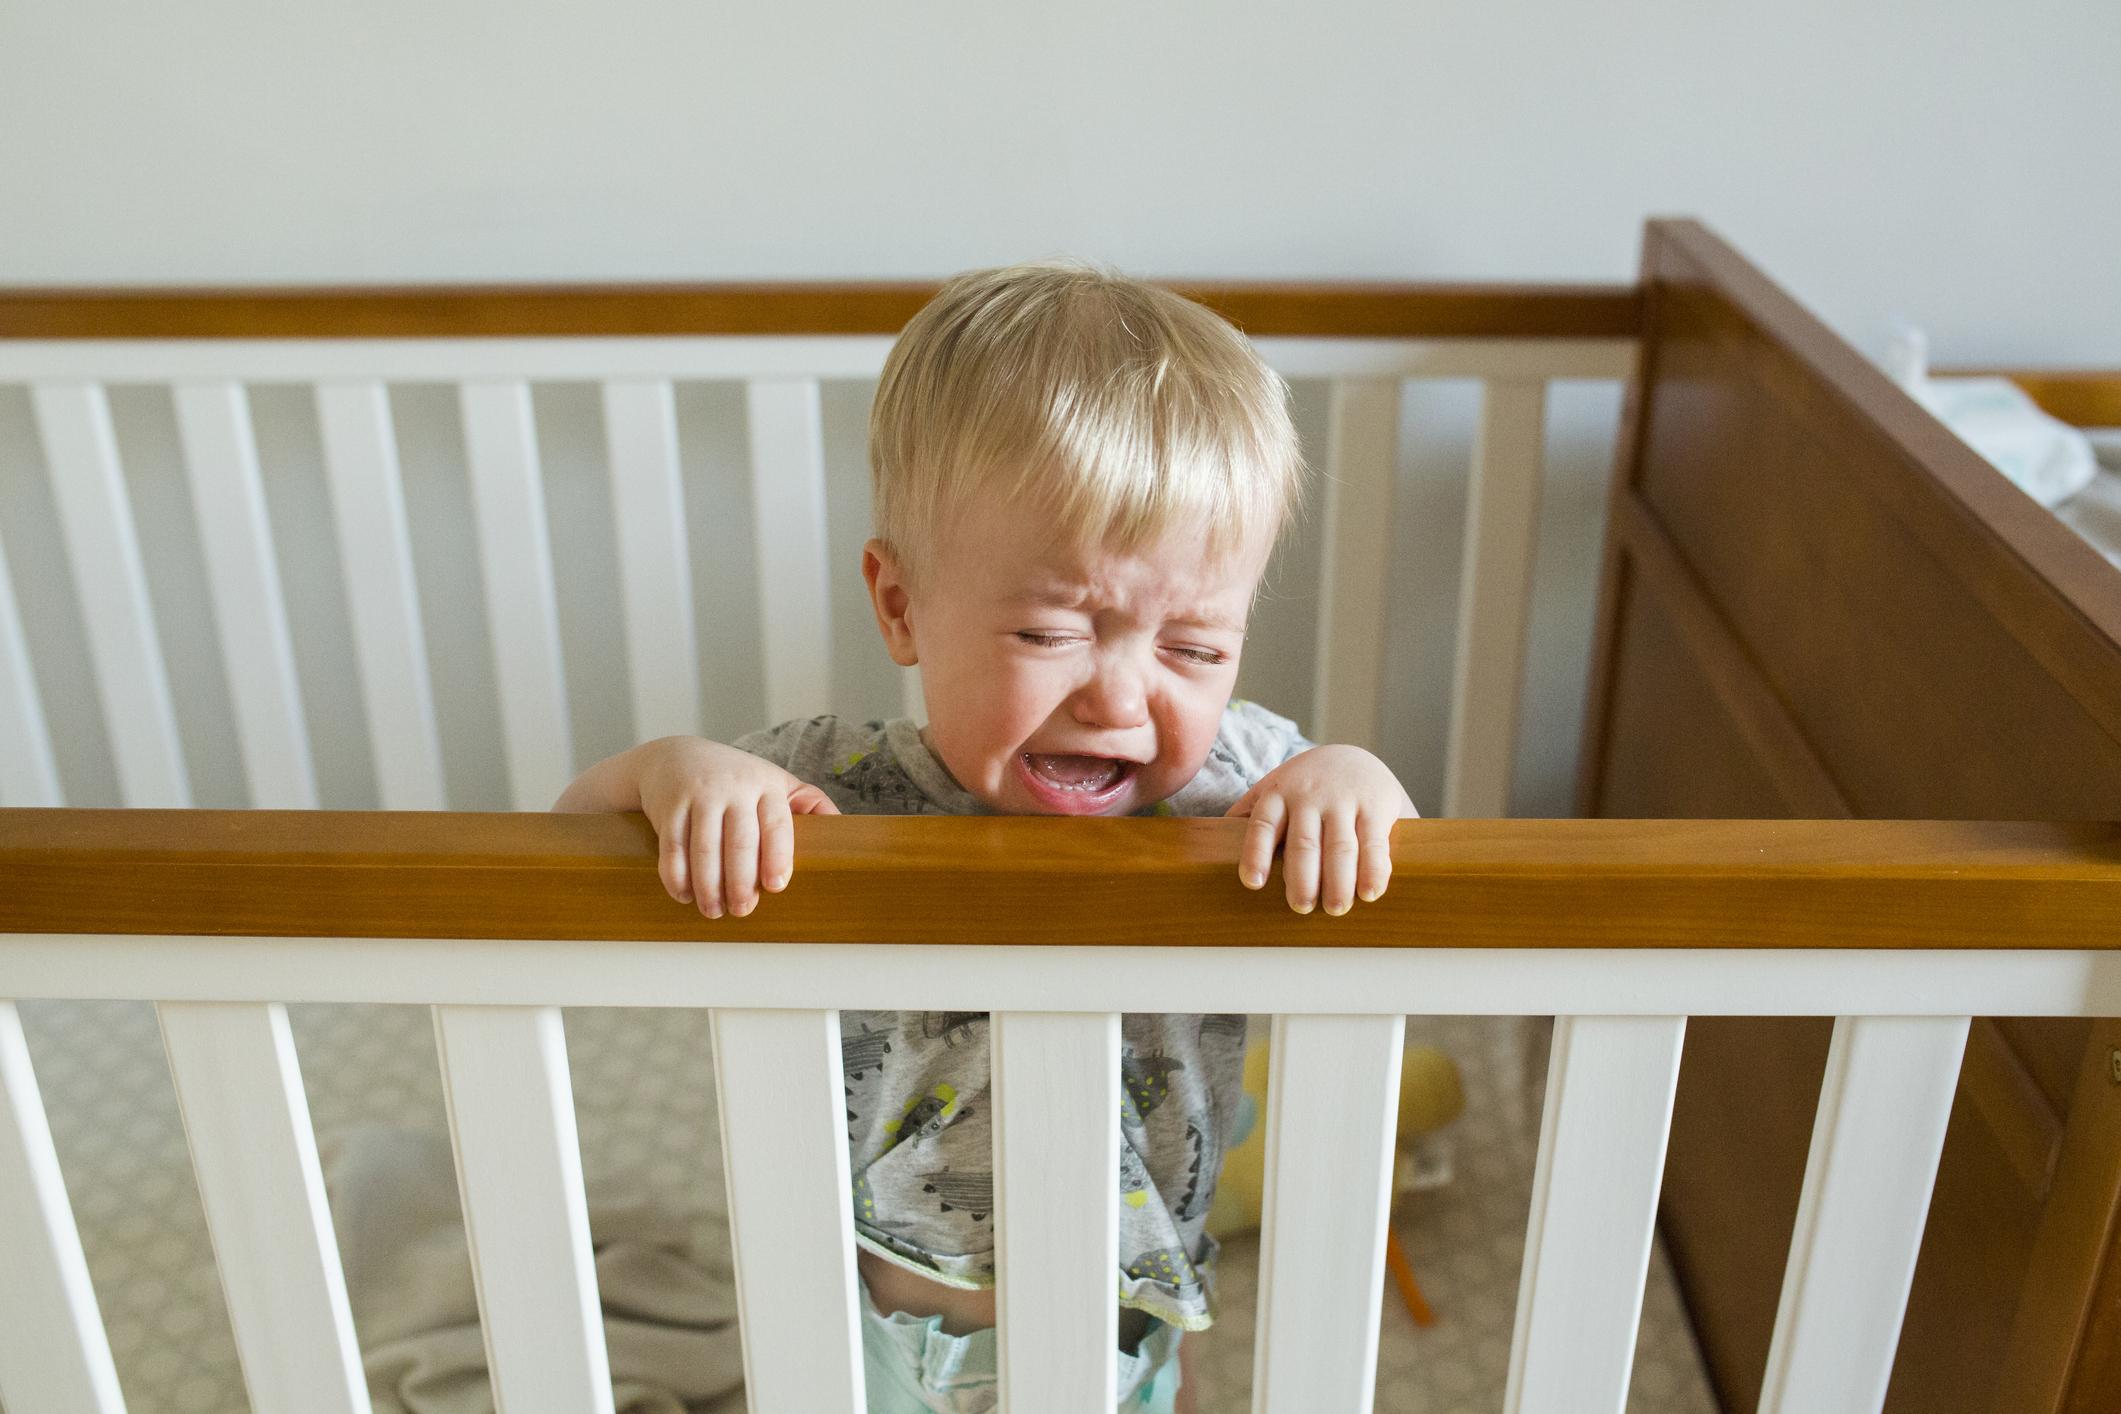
733, 699, 1313, 1330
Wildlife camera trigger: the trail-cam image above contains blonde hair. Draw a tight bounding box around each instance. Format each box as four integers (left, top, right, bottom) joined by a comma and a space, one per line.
868, 259, 1305, 582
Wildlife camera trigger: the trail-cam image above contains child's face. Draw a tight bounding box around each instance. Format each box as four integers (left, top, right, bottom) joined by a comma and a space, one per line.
864, 494, 1270, 816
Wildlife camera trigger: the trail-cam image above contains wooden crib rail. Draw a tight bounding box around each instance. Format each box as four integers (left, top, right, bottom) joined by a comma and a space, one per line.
3, 809, 2120, 950
0, 282, 1641, 341
5, 813, 2120, 1414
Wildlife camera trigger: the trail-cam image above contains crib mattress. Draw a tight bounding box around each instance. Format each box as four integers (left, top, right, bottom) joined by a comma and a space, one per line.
14, 1005, 1715, 1414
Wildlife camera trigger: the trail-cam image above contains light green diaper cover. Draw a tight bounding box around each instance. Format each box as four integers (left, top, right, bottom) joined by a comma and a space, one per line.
857, 1280, 1184, 1414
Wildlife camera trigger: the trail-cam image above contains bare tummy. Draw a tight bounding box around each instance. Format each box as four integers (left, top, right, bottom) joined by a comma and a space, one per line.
856, 1249, 1161, 1355
856, 1249, 998, 1335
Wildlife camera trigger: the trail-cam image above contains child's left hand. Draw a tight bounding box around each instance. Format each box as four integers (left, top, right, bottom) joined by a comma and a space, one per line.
1225, 745, 1419, 915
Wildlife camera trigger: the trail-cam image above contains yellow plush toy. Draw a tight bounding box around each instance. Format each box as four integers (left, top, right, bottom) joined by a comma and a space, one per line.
1207, 1036, 1466, 1324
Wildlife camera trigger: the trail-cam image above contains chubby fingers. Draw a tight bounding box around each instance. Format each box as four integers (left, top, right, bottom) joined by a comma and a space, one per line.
790, 784, 840, 815
689, 803, 725, 919
1237, 790, 1284, 890
1357, 806, 1395, 903
759, 793, 794, 895
1281, 803, 1324, 914
1236, 792, 1364, 915
721, 800, 763, 916
658, 803, 694, 905
677, 785, 836, 920
752, 785, 838, 903
1320, 806, 1362, 915
1238, 802, 1391, 915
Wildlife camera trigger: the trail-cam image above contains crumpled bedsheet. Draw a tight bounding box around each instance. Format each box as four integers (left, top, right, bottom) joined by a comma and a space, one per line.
319, 1124, 749, 1414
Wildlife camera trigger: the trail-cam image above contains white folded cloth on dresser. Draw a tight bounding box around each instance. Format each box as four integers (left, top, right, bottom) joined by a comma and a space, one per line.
1887, 327, 2098, 508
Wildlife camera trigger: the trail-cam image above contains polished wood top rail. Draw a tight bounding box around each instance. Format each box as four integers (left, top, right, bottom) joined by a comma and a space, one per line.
0, 282, 1641, 341
2, 811, 2117, 949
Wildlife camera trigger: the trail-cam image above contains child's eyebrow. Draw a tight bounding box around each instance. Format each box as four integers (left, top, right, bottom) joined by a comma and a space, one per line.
1007, 587, 1246, 636
1009, 584, 1085, 605
1004, 586, 1092, 615
1166, 611, 1248, 635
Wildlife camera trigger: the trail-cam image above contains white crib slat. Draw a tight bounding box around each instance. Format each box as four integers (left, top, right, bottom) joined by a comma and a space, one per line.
0, 1001, 127, 1414
315, 381, 446, 810
1442, 379, 1548, 819
0, 530, 63, 806
1503, 1015, 1686, 1414
159, 1002, 368, 1414
1311, 378, 1401, 749
460, 382, 573, 810
992, 1011, 1120, 1413
744, 378, 833, 722
433, 1005, 613, 1414
173, 382, 318, 809
429, 1009, 612, 1408
601, 379, 699, 743
1253, 1012, 1405, 1414
428, 1004, 615, 1414
711, 1008, 864, 1414
31, 382, 191, 807
1757, 1015, 1971, 1414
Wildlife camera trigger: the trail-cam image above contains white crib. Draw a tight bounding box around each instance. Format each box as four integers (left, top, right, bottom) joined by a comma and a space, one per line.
2, 225, 2117, 1414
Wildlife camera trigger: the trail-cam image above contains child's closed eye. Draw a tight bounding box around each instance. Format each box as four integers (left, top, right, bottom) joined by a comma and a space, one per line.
1013, 631, 1224, 666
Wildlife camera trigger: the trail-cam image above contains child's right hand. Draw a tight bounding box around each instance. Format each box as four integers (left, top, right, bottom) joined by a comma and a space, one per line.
635, 737, 840, 919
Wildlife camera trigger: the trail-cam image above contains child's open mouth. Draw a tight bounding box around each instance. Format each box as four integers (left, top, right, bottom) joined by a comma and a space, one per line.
1015, 752, 1137, 814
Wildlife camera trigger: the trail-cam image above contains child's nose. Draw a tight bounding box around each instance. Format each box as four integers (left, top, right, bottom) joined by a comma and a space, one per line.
1073, 661, 1149, 731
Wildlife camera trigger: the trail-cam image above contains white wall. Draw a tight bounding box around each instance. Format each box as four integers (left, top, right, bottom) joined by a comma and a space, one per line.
3, 0, 2116, 817
5, 0, 2114, 359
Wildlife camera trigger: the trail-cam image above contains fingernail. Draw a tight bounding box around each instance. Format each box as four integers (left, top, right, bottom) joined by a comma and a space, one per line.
1327, 901, 1348, 916
766, 871, 788, 891
1293, 901, 1313, 915
1359, 885, 1379, 902
1242, 869, 1262, 888
704, 904, 722, 920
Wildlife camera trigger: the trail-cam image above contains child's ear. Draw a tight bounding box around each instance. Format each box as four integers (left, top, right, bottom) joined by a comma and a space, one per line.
862, 539, 919, 667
